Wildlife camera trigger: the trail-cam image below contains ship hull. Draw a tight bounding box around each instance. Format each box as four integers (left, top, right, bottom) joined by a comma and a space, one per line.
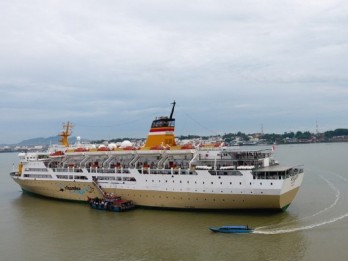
12, 177, 300, 210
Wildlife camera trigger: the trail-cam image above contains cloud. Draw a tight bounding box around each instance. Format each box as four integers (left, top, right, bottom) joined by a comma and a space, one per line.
1, 0, 348, 143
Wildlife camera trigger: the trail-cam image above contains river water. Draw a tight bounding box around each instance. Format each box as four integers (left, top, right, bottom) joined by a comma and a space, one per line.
1, 143, 348, 261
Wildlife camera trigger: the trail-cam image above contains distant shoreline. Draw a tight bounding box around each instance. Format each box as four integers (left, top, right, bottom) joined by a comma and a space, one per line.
1, 140, 348, 154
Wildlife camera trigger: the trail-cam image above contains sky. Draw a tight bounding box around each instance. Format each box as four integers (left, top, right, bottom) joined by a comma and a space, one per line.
1, 0, 348, 144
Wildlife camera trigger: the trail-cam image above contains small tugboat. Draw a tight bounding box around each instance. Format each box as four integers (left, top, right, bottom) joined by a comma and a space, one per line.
88, 196, 135, 212
209, 225, 253, 234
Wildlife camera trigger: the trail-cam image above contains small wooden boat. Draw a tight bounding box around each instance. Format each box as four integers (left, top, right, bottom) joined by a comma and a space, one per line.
88, 196, 135, 212
209, 225, 253, 234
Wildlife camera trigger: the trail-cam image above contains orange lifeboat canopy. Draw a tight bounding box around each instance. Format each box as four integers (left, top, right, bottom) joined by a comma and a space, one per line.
97, 146, 109, 151
181, 144, 194, 150
74, 147, 88, 152
50, 151, 65, 156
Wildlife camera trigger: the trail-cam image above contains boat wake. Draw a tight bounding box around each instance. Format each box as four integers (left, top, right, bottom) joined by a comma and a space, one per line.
301, 176, 340, 219
253, 212, 348, 234
327, 170, 348, 183
254, 172, 347, 235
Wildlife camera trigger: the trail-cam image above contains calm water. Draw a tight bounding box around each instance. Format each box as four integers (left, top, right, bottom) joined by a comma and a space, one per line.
1, 143, 348, 261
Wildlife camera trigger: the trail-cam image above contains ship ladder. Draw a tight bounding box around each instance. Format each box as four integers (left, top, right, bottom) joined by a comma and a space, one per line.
92, 178, 107, 197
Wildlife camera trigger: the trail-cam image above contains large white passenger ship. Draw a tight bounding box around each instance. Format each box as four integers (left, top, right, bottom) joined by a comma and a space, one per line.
10, 102, 304, 210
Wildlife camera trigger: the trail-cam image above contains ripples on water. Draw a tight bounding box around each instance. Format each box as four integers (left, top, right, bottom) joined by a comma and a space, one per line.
1, 143, 348, 261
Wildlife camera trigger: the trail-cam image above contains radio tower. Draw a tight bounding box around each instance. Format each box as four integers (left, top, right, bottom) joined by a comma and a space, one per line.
261, 124, 264, 135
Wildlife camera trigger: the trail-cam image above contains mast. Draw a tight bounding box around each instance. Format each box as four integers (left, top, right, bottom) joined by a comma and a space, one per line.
169, 100, 176, 120
59, 122, 72, 147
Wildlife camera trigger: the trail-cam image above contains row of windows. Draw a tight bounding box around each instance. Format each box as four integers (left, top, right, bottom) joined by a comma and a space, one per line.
139, 169, 196, 175
98, 176, 136, 181
121, 194, 265, 200
25, 168, 48, 172
144, 179, 274, 186
208, 170, 243, 176
56, 175, 88, 180
23, 174, 52, 178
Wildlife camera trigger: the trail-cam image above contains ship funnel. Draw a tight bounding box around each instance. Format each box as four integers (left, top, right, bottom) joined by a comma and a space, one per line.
144, 101, 177, 149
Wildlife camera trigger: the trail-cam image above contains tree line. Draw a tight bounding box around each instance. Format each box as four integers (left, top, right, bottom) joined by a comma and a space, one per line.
92, 128, 348, 144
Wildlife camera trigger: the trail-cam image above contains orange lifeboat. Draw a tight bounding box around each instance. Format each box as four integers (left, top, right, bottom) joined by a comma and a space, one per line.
74, 147, 88, 152
181, 144, 194, 149
50, 151, 65, 156
97, 147, 109, 151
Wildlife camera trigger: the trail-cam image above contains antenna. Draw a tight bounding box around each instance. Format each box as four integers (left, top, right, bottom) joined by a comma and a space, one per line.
261, 123, 264, 135
316, 120, 319, 135
169, 100, 176, 119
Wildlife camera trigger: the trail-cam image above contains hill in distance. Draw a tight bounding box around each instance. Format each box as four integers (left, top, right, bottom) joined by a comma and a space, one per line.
16, 136, 79, 146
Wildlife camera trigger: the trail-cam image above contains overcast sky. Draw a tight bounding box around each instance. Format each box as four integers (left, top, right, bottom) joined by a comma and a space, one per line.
1, 0, 348, 144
